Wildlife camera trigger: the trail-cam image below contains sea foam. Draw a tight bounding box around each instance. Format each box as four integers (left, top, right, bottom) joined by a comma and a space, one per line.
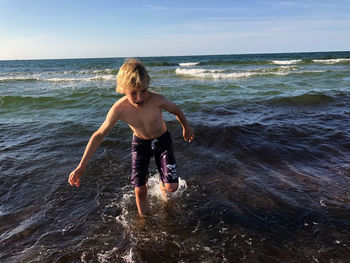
271, 60, 302, 65
179, 62, 200, 67
0, 75, 116, 83
175, 68, 254, 79
175, 66, 325, 79
313, 58, 350, 64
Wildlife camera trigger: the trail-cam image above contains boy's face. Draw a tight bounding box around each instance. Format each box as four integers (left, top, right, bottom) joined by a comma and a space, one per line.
125, 87, 149, 109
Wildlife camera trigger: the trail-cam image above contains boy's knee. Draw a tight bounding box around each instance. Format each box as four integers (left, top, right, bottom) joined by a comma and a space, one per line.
165, 183, 178, 192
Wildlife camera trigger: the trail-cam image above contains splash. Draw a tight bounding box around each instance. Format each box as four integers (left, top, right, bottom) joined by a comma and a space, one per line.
147, 173, 188, 200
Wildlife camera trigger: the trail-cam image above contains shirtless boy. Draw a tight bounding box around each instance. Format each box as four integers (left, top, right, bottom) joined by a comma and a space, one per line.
68, 58, 194, 216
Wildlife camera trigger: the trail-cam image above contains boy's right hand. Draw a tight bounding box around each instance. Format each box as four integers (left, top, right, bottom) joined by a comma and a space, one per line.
68, 166, 85, 187
183, 126, 195, 142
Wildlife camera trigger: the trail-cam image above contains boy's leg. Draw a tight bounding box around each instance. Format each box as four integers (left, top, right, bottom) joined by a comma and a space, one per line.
135, 185, 150, 216
159, 182, 178, 201
154, 131, 179, 200
131, 135, 152, 216
160, 182, 178, 192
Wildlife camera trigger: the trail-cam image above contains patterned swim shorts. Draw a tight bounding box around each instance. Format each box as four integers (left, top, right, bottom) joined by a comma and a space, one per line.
131, 130, 178, 187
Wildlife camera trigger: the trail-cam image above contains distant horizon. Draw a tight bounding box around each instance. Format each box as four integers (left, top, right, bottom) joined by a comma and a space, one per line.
1, 50, 350, 62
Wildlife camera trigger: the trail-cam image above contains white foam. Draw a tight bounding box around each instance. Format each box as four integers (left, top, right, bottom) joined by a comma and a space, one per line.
147, 173, 187, 200
80, 252, 87, 263
62, 70, 89, 75
313, 58, 350, 64
45, 78, 79, 82
97, 247, 119, 263
108, 174, 186, 262
114, 173, 187, 229
0, 76, 39, 81
90, 75, 116, 81
45, 75, 115, 82
122, 247, 135, 263
147, 174, 164, 199
176, 66, 328, 79
61, 69, 116, 75
266, 69, 326, 76
175, 68, 254, 79
0, 75, 115, 82
260, 66, 298, 73
96, 246, 135, 263
271, 60, 302, 65
115, 190, 134, 229
179, 62, 200, 67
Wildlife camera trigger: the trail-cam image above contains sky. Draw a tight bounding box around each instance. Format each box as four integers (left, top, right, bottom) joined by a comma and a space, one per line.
0, 0, 349, 60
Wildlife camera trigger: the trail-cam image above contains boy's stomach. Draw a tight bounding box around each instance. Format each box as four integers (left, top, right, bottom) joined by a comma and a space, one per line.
128, 121, 167, 140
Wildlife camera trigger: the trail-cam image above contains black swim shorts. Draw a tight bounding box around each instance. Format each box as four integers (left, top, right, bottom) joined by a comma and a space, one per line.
131, 130, 178, 187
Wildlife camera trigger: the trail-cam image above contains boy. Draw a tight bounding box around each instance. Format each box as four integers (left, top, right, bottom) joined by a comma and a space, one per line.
68, 58, 194, 216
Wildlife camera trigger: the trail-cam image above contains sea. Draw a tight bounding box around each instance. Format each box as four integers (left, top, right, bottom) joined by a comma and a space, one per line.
1, 51, 350, 262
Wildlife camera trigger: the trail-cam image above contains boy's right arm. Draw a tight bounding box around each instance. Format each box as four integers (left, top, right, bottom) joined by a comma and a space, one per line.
68, 103, 120, 187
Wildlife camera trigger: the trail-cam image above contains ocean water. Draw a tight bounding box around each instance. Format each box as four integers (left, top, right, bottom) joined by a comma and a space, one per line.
1, 51, 350, 262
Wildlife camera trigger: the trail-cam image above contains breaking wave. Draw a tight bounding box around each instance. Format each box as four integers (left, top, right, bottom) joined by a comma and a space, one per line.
312, 58, 350, 64
175, 66, 325, 79
0, 75, 116, 83
271, 59, 302, 65
179, 62, 200, 67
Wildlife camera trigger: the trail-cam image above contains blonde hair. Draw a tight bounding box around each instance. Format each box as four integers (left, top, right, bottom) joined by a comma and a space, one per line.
116, 58, 150, 93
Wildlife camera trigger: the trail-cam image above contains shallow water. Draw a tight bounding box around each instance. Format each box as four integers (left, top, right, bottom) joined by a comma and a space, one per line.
1, 52, 350, 262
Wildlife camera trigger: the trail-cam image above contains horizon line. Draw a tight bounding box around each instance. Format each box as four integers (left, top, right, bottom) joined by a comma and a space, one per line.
1, 50, 349, 62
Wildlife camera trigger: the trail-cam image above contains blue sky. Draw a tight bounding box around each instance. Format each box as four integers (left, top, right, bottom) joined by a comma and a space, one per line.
0, 0, 349, 60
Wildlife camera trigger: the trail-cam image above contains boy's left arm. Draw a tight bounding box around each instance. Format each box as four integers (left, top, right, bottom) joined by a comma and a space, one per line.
161, 96, 194, 142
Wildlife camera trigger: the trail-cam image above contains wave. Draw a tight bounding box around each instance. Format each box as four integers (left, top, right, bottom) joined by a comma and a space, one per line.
55, 69, 119, 75
198, 60, 266, 66
0, 91, 114, 111
271, 60, 302, 65
175, 67, 325, 79
179, 62, 200, 67
46, 75, 116, 82
0, 77, 39, 82
0, 95, 60, 109
179, 57, 350, 67
0, 75, 116, 83
258, 66, 298, 72
193, 114, 340, 157
59, 69, 118, 75
92, 69, 119, 75
144, 62, 178, 67
0, 68, 119, 83
191, 59, 303, 66
312, 58, 350, 64
175, 68, 255, 79
267, 92, 335, 106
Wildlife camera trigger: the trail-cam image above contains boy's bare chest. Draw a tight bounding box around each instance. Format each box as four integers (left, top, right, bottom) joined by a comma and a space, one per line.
122, 106, 163, 128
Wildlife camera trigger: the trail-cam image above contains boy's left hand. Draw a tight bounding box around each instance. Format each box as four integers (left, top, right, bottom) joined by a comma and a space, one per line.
183, 127, 195, 142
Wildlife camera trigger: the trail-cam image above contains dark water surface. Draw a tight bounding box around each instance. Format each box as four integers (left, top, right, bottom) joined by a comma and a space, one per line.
1, 52, 350, 262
